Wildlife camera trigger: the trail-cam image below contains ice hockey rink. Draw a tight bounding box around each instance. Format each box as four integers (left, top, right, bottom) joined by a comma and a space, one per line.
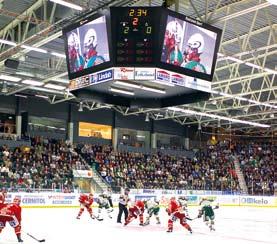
1, 207, 276, 244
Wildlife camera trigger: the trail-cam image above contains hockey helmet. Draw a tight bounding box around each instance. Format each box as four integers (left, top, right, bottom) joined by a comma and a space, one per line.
187, 33, 204, 53
84, 28, 97, 49
166, 19, 183, 44
13, 196, 21, 205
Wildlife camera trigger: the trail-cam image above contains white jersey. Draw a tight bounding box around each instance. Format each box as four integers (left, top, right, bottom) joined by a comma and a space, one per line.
178, 198, 188, 210
146, 200, 159, 210
97, 195, 109, 207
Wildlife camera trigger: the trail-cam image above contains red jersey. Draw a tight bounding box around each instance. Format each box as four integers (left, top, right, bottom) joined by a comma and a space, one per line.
0, 192, 5, 203
0, 202, 21, 223
79, 194, 93, 206
134, 200, 144, 212
168, 199, 180, 214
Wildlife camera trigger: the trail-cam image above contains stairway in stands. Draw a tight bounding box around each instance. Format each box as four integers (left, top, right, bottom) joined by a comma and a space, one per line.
90, 167, 109, 193
233, 156, 248, 194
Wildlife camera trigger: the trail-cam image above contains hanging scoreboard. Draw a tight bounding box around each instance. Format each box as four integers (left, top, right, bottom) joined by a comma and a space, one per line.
110, 7, 158, 66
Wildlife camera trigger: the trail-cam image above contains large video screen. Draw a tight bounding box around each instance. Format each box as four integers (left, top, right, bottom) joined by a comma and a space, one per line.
160, 13, 221, 81
64, 15, 110, 79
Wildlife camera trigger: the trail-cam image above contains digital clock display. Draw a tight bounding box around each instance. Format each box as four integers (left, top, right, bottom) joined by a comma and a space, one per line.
111, 7, 157, 65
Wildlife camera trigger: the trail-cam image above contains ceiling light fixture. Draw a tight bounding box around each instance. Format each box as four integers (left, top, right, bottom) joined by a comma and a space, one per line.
168, 107, 270, 128
22, 79, 43, 86
0, 75, 21, 82
151, 80, 175, 87
114, 80, 140, 89
51, 78, 69, 84
50, 0, 83, 11
141, 86, 166, 94
15, 94, 28, 98
0, 39, 16, 46
110, 87, 134, 96
22, 45, 47, 53
44, 84, 66, 90
51, 52, 66, 58
35, 94, 49, 99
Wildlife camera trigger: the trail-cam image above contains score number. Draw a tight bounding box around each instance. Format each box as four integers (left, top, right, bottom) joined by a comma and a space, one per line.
123, 8, 152, 34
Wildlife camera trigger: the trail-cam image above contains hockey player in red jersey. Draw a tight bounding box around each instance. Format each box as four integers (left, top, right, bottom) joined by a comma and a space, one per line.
124, 200, 144, 226
77, 193, 94, 219
0, 190, 7, 204
166, 197, 192, 233
0, 196, 23, 242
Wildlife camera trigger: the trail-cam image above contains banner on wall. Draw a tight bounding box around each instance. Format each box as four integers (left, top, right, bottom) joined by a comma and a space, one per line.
73, 170, 93, 178
4, 192, 277, 208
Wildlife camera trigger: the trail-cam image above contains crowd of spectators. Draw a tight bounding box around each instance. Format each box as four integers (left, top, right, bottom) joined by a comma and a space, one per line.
0, 136, 275, 195
80, 141, 240, 193
0, 137, 89, 192
235, 142, 276, 196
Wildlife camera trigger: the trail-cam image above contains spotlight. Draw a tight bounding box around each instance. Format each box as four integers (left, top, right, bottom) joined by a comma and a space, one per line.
145, 113, 150, 122
78, 102, 83, 112
1, 81, 8, 93
198, 123, 201, 130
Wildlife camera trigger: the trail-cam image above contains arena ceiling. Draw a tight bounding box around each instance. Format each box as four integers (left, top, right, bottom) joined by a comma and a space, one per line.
0, 0, 276, 134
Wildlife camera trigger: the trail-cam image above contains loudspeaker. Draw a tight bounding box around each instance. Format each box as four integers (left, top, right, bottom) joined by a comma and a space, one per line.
21, 112, 28, 136
4, 59, 19, 69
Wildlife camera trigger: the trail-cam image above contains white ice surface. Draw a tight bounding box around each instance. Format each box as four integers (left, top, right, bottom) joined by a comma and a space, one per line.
0, 207, 276, 244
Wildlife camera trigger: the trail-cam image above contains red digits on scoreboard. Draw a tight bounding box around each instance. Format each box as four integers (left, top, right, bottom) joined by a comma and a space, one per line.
132, 17, 138, 26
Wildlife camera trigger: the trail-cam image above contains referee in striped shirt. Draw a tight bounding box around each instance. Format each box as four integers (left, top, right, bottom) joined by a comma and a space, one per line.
117, 188, 130, 223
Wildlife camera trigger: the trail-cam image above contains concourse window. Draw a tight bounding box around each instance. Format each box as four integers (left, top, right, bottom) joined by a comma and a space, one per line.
118, 128, 150, 148
79, 122, 112, 139
156, 133, 185, 150
28, 116, 66, 134
0, 112, 16, 136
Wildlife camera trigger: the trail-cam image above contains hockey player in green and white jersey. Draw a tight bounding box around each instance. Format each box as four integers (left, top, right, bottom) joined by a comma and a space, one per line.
143, 199, 161, 226
96, 193, 113, 220
197, 198, 219, 231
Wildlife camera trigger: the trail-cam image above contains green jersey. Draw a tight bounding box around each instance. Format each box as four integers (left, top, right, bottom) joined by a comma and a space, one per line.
202, 205, 214, 217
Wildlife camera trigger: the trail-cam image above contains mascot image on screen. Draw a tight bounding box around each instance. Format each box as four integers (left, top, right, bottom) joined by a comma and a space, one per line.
181, 33, 207, 73
67, 28, 106, 73
68, 32, 85, 73
164, 18, 207, 74
83, 28, 105, 68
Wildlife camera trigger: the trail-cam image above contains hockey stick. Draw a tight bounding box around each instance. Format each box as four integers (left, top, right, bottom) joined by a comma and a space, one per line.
91, 213, 103, 221
24, 232, 45, 242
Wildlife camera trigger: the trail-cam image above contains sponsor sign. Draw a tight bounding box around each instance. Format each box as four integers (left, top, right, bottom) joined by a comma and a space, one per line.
69, 75, 90, 90
171, 73, 185, 86
114, 67, 134, 80
134, 68, 155, 80
73, 170, 93, 178
155, 69, 171, 83
20, 195, 46, 205
143, 189, 155, 194
91, 69, 113, 84
240, 196, 270, 206
68, 69, 113, 90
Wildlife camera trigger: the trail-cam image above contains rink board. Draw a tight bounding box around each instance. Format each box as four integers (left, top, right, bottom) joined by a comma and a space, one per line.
4, 192, 277, 208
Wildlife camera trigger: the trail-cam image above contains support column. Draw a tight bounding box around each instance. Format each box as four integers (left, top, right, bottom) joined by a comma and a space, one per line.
151, 133, 157, 149
67, 104, 74, 143
112, 128, 118, 150
15, 97, 22, 139
16, 115, 22, 138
